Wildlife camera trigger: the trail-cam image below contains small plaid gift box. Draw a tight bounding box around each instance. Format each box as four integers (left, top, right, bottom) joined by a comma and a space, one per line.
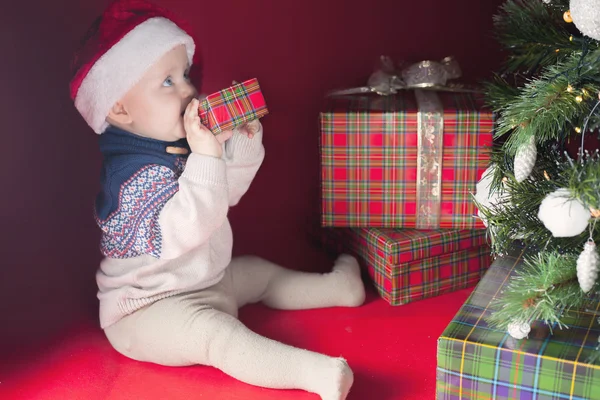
198, 78, 268, 134
436, 251, 600, 400
320, 91, 493, 229
323, 228, 492, 305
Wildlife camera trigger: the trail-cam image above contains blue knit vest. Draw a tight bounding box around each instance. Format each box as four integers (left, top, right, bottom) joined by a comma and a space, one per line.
95, 126, 190, 258
96, 126, 189, 220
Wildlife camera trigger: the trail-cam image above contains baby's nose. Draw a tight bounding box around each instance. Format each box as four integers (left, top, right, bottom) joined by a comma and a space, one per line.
181, 81, 197, 99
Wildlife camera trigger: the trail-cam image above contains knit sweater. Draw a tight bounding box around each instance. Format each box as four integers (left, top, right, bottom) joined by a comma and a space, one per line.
95, 125, 265, 329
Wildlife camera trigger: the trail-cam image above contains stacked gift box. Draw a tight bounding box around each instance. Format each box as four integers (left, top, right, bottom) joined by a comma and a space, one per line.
318, 81, 495, 306
316, 61, 600, 399
322, 228, 491, 305
436, 251, 600, 399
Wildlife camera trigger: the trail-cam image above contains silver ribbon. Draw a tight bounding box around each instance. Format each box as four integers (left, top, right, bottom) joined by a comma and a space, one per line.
327, 56, 473, 228
414, 90, 443, 228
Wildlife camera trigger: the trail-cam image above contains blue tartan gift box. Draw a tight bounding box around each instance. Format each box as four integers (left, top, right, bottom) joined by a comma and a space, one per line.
436, 250, 600, 400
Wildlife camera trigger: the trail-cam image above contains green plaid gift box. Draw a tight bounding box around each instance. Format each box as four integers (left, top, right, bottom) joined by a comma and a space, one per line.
198, 78, 268, 134
436, 251, 600, 400
324, 228, 492, 305
320, 92, 493, 229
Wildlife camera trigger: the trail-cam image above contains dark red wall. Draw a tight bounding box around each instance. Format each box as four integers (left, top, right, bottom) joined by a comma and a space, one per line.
0, 0, 504, 353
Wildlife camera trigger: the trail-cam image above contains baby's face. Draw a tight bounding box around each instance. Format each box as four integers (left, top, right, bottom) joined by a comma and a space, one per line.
114, 44, 197, 142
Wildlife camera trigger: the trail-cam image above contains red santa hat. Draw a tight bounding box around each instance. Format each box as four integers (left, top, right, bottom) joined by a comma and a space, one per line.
70, 0, 196, 134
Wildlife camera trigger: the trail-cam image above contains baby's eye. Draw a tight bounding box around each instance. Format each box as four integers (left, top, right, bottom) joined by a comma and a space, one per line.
184, 70, 190, 80
162, 76, 174, 87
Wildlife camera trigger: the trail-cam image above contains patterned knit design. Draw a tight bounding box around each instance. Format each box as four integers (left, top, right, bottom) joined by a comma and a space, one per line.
96, 164, 180, 258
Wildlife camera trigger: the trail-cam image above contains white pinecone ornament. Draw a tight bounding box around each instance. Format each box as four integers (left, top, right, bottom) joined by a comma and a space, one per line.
507, 320, 531, 339
577, 240, 600, 293
514, 136, 537, 182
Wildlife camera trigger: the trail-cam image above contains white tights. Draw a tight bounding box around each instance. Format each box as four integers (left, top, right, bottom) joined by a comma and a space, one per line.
104, 254, 366, 400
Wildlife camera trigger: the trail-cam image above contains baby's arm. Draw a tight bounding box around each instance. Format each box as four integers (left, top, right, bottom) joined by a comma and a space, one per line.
151, 98, 230, 259
223, 120, 265, 206
157, 154, 229, 259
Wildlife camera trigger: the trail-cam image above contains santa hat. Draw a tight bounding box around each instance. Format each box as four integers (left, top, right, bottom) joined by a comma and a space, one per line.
70, 0, 196, 134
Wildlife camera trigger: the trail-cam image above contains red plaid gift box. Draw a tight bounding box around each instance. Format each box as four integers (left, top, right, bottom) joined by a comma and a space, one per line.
198, 78, 268, 134
324, 227, 492, 305
320, 91, 493, 229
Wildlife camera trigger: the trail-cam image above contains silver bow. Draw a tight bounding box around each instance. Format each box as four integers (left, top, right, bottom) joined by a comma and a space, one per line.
325, 56, 477, 229
328, 56, 475, 97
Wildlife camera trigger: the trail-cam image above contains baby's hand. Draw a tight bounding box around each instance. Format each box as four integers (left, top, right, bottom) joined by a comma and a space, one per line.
184, 99, 231, 158
229, 80, 260, 139
237, 119, 260, 139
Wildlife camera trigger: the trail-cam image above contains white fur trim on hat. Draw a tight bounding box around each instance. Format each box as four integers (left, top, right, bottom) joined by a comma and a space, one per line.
74, 17, 195, 134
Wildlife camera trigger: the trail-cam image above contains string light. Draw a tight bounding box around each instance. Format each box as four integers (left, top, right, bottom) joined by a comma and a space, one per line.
576, 95, 584, 103
570, 35, 574, 42
567, 85, 574, 92
576, 127, 582, 133
564, 10, 573, 23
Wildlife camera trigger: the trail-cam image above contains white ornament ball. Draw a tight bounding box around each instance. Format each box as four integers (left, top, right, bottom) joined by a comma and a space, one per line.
538, 188, 590, 237
570, 0, 600, 40
508, 320, 531, 340
474, 165, 509, 227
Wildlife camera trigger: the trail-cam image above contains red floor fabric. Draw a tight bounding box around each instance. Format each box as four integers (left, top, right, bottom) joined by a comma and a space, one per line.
0, 287, 472, 400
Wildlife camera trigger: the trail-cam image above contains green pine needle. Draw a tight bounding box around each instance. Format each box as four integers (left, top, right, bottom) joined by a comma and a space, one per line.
494, 0, 580, 73
487, 252, 586, 331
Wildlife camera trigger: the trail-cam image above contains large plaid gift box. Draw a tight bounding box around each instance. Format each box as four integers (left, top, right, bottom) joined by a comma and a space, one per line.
324, 228, 492, 305
436, 251, 600, 400
198, 78, 268, 135
320, 91, 493, 229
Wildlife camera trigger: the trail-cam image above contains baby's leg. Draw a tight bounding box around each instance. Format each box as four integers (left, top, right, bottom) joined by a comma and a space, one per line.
230, 254, 365, 310
104, 292, 353, 400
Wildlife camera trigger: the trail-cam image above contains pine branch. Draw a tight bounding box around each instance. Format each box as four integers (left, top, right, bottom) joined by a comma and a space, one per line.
494, 0, 580, 74
567, 151, 600, 208
487, 252, 590, 331
484, 74, 521, 112
494, 49, 600, 155
476, 146, 600, 256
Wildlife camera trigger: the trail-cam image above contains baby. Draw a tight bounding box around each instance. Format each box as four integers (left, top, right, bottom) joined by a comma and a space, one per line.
69, 1, 366, 399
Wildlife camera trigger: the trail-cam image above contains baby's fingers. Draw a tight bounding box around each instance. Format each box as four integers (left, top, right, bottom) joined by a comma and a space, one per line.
184, 98, 197, 118
239, 120, 260, 139
216, 129, 234, 144
184, 99, 211, 135
246, 119, 260, 135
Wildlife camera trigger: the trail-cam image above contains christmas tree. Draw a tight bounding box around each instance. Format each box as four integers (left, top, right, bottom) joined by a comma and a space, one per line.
476, 0, 600, 344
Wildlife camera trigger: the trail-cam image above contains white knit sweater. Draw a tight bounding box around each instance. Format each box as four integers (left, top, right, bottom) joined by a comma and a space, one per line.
96, 126, 265, 328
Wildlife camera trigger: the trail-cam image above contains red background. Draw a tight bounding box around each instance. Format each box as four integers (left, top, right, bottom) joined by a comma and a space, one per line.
0, 0, 504, 355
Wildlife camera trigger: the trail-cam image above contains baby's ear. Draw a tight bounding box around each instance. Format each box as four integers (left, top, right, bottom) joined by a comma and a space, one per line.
106, 101, 132, 125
